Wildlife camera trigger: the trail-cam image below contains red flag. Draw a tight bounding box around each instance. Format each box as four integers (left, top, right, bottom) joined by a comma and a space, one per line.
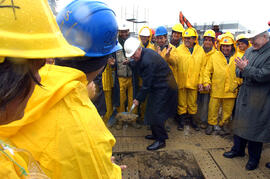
179, 11, 193, 28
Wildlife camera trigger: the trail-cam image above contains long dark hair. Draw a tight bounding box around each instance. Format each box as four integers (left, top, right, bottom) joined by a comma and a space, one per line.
0, 58, 44, 109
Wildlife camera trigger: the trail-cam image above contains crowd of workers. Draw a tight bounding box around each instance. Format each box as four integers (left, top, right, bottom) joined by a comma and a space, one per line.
0, 0, 270, 178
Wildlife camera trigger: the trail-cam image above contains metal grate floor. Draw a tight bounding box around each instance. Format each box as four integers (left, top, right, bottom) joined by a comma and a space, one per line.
110, 119, 270, 178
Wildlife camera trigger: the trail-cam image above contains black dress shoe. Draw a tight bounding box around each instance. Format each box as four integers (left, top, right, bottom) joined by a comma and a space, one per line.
145, 135, 155, 140
245, 161, 258, 171
265, 162, 270, 169
223, 151, 245, 158
147, 140, 166, 151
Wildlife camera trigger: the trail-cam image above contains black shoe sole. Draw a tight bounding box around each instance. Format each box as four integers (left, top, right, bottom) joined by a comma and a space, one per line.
147, 144, 166, 151
223, 153, 245, 158
145, 135, 155, 140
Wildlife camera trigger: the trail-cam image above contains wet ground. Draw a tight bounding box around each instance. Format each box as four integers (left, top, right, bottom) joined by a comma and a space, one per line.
110, 119, 270, 179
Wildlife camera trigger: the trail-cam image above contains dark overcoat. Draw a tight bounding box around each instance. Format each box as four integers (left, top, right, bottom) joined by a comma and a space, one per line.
134, 48, 177, 125
233, 41, 270, 143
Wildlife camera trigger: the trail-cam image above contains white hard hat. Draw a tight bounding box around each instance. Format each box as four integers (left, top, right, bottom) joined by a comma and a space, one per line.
119, 23, 129, 31
139, 28, 151, 36
247, 25, 270, 39
124, 37, 141, 57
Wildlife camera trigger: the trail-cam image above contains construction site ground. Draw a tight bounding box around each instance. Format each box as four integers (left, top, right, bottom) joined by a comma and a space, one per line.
110, 119, 270, 179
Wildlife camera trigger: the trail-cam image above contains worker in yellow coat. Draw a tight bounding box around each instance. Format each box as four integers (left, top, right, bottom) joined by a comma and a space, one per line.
154, 26, 178, 120
170, 23, 185, 48
0, 0, 84, 178
236, 34, 251, 58
168, 28, 205, 131
1, 1, 124, 179
197, 30, 217, 129
204, 35, 240, 135
155, 26, 178, 84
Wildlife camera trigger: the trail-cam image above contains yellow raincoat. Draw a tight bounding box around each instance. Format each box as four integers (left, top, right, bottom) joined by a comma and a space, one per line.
102, 65, 113, 122
158, 43, 179, 84
199, 47, 217, 86
176, 43, 205, 90
0, 65, 121, 179
203, 48, 240, 126
168, 43, 205, 115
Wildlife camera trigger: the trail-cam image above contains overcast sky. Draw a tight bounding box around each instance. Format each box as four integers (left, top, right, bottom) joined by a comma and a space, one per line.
57, 0, 269, 33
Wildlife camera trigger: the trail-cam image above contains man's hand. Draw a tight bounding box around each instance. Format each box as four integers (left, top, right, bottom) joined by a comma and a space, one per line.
198, 84, 204, 92
107, 57, 115, 65
122, 58, 129, 65
111, 156, 127, 171
87, 82, 96, 99
204, 84, 211, 92
133, 99, 139, 106
165, 46, 172, 58
156, 46, 162, 55
235, 56, 248, 71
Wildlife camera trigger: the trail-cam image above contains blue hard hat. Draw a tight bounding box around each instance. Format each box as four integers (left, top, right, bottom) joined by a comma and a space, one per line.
56, 0, 121, 57
155, 26, 168, 36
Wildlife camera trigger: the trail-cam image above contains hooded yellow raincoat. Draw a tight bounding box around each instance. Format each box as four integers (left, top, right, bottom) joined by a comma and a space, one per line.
158, 43, 179, 84
199, 47, 217, 88
0, 65, 121, 179
203, 44, 240, 126
168, 43, 205, 115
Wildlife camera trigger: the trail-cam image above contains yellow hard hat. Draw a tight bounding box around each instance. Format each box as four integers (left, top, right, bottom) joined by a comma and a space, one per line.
0, 0, 85, 59
224, 31, 235, 40
172, 24, 185, 33
236, 34, 247, 41
183, 28, 198, 38
203, 30, 216, 38
220, 36, 234, 45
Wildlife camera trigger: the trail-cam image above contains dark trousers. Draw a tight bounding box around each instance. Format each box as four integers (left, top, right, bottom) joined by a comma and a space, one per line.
196, 93, 210, 122
151, 124, 168, 142
232, 135, 263, 164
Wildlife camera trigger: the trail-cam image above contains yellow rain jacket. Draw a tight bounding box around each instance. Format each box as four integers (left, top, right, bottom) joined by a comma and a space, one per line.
236, 43, 251, 58
102, 65, 113, 91
138, 26, 155, 50
0, 65, 121, 179
199, 48, 217, 84
173, 43, 206, 89
203, 50, 240, 98
158, 43, 179, 84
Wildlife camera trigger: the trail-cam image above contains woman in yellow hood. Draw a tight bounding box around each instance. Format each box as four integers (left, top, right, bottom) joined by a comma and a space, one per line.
204, 35, 241, 135
0, 0, 85, 178
1, 1, 124, 179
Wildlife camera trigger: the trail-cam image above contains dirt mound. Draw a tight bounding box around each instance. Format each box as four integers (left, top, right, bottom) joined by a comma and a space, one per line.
114, 150, 204, 179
